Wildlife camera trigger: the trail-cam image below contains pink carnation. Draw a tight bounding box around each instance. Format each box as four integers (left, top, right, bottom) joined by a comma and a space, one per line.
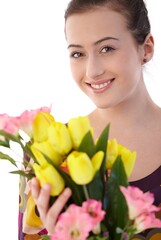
52, 204, 92, 240
0, 114, 20, 136
120, 185, 161, 232
134, 212, 161, 233
120, 186, 160, 219
0, 106, 51, 138
82, 199, 105, 227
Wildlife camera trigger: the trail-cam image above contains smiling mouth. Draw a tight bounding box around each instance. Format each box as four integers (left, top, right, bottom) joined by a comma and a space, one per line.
89, 79, 114, 90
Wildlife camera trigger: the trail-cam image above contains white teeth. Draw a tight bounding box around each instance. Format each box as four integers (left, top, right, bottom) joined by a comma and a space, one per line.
91, 80, 111, 89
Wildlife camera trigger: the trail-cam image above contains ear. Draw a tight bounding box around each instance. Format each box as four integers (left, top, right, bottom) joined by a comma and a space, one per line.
142, 33, 154, 64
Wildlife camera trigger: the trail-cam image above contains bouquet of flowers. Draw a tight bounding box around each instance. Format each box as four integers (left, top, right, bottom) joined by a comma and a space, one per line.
0, 107, 161, 240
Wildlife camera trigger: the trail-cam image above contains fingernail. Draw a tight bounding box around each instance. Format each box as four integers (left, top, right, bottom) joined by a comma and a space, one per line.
64, 188, 72, 197
31, 177, 37, 185
43, 183, 51, 191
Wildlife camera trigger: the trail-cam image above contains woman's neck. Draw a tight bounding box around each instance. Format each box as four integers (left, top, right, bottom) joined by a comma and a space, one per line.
88, 84, 160, 140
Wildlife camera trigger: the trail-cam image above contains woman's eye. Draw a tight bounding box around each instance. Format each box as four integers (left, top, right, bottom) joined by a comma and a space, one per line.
101, 46, 114, 53
70, 52, 83, 58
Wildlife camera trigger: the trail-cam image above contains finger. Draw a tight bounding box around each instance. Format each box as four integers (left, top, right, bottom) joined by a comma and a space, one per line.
30, 177, 41, 201
45, 188, 72, 235
34, 183, 51, 222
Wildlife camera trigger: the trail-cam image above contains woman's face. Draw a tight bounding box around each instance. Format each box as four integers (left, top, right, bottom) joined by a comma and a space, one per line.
65, 7, 145, 109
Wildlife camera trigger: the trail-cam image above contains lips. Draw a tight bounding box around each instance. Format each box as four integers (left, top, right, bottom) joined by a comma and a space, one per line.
86, 78, 114, 92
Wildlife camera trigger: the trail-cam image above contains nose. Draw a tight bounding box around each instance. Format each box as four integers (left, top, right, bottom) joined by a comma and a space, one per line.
86, 54, 105, 80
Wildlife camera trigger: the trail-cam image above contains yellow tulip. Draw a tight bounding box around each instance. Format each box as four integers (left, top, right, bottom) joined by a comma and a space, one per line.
68, 116, 93, 149
67, 151, 104, 185
31, 142, 63, 166
48, 122, 72, 155
26, 194, 43, 227
33, 112, 55, 142
106, 139, 118, 169
91, 151, 104, 172
118, 144, 136, 177
106, 139, 136, 177
33, 162, 65, 196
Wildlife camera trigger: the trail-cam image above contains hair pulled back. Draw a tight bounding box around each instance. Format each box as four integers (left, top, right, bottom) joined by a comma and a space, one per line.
65, 0, 150, 45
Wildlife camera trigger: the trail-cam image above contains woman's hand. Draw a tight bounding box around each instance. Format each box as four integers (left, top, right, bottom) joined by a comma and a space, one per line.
30, 177, 72, 235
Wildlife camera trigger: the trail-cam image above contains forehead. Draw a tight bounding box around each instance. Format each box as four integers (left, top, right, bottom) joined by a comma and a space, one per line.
65, 7, 130, 44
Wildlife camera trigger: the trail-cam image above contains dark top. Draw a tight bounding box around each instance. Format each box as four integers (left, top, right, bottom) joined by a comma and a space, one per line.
130, 165, 161, 205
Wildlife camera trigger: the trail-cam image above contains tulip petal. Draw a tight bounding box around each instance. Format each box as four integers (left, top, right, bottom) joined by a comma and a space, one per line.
33, 163, 65, 196
68, 116, 93, 149
67, 151, 94, 185
33, 112, 55, 142
91, 151, 104, 173
31, 142, 63, 166
48, 122, 72, 155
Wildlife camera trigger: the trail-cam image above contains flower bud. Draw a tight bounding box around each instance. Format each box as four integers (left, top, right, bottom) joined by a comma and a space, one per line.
48, 122, 72, 155
68, 116, 93, 149
31, 142, 63, 166
67, 151, 94, 184
33, 112, 55, 142
67, 151, 104, 185
106, 139, 136, 177
33, 162, 65, 196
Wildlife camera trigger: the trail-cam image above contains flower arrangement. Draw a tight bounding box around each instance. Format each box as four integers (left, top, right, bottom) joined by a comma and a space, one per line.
0, 107, 161, 240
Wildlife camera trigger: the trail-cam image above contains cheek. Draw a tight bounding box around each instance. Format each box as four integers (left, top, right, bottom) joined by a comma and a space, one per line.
112, 53, 141, 80
70, 61, 85, 85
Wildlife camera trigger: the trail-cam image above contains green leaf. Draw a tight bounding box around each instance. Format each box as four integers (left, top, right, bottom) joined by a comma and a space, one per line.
78, 131, 96, 157
10, 170, 34, 179
95, 123, 110, 156
95, 124, 110, 177
109, 156, 128, 186
87, 171, 104, 201
0, 139, 10, 147
96, 124, 110, 202
105, 156, 129, 240
0, 152, 17, 167
0, 130, 24, 148
41, 235, 50, 240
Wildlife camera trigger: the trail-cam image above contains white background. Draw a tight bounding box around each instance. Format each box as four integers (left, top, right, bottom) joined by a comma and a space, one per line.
0, 1, 160, 239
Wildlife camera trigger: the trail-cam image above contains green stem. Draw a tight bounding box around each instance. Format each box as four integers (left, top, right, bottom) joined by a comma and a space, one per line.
83, 185, 90, 199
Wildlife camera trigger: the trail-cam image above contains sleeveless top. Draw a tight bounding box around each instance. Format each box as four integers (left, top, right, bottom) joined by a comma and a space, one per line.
18, 166, 161, 240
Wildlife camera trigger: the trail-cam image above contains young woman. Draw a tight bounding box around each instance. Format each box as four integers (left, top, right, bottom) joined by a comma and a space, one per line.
19, 0, 161, 239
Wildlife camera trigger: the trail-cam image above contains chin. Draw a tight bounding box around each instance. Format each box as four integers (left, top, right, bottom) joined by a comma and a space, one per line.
94, 101, 112, 110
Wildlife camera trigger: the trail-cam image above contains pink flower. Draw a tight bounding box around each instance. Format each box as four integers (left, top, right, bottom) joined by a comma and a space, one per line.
0, 106, 51, 138
82, 199, 105, 227
51, 204, 92, 240
120, 186, 161, 233
19, 106, 51, 137
0, 114, 20, 136
82, 199, 105, 234
0, 114, 9, 130
120, 186, 160, 219
134, 212, 161, 233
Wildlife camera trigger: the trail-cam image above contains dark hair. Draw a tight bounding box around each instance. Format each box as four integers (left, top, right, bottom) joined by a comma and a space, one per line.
64, 0, 151, 45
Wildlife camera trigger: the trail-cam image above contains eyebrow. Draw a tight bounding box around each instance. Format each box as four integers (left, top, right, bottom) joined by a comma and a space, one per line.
67, 36, 119, 49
